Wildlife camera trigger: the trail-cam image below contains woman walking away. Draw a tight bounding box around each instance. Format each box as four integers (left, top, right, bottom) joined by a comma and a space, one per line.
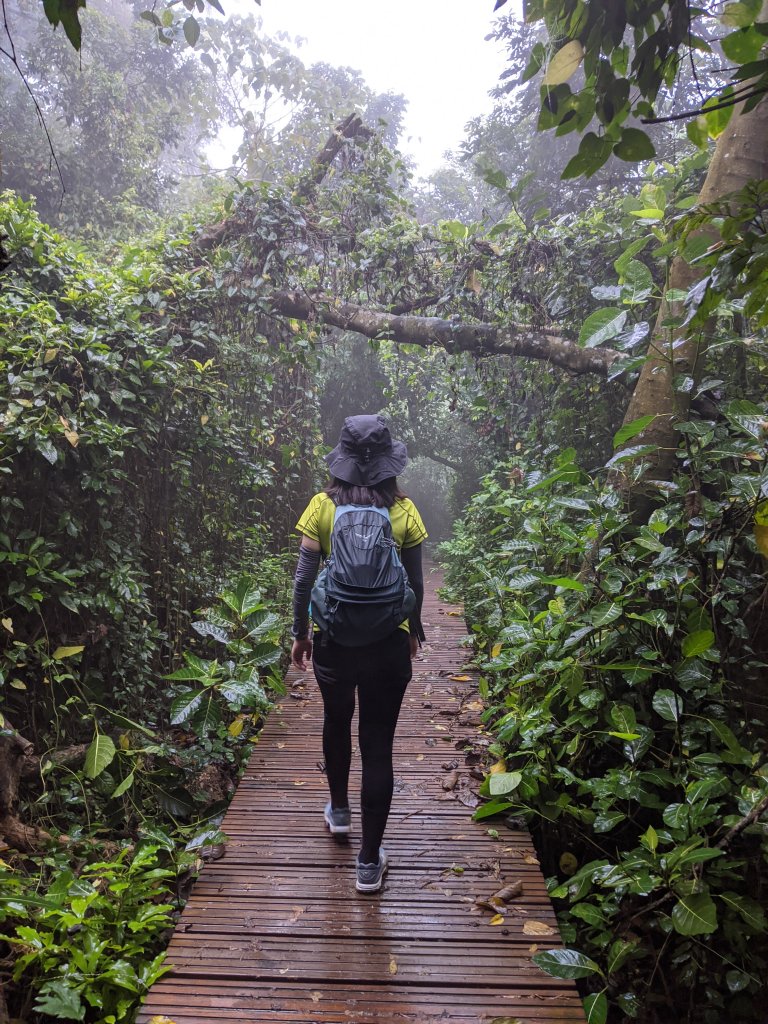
290, 414, 427, 893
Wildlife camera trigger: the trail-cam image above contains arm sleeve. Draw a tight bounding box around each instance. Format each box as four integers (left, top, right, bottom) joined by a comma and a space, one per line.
291, 545, 322, 639
401, 543, 426, 643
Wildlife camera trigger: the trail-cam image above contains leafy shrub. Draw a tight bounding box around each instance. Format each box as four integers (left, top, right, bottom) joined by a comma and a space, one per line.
441, 410, 768, 1022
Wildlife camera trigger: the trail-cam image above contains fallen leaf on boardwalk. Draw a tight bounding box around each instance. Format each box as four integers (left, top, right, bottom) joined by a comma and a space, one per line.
476, 881, 524, 912
310, 992, 322, 1003
149, 1018, 178, 1024
489, 913, 505, 925
277, 742, 285, 749
293, 780, 306, 787
449, 674, 472, 682
423, 684, 433, 696
442, 759, 460, 771
489, 1017, 524, 1024
434, 724, 448, 732
425, 738, 436, 747
416, 754, 425, 761
523, 920, 556, 936
465, 700, 484, 712
442, 770, 459, 791
446, 610, 462, 616
457, 790, 480, 808
279, 967, 289, 974
523, 854, 540, 865
528, 945, 539, 954
287, 906, 305, 924
389, 956, 398, 975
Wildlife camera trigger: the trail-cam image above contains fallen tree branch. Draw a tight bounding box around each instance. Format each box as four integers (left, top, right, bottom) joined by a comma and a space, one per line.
293, 112, 373, 200
270, 291, 624, 379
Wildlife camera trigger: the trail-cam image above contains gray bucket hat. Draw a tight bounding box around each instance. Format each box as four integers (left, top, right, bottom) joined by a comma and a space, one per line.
325, 414, 408, 486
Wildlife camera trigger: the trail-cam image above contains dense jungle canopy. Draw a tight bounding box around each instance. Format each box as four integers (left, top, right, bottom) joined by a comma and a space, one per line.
1, 1, 768, 1021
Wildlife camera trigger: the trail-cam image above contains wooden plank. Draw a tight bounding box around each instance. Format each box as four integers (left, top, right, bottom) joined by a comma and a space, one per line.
138, 566, 584, 1023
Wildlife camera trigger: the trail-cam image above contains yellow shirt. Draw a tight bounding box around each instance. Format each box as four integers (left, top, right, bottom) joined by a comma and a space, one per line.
295, 493, 428, 557
295, 493, 428, 635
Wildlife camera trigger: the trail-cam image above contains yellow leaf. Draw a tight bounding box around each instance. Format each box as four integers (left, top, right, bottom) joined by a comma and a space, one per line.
52, 645, 85, 659
559, 852, 578, 876
119, 734, 130, 750
543, 39, 584, 85
515, 441, 522, 451
294, 780, 305, 786
489, 760, 507, 775
466, 268, 482, 294
44, 349, 58, 363
149, 1018, 178, 1024
465, 700, 484, 712
10, 678, 26, 690
389, 956, 398, 975
1, 617, 13, 634
277, 742, 286, 749
228, 716, 245, 737
416, 754, 425, 761
449, 674, 472, 682
755, 524, 768, 557
523, 920, 556, 936
64, 429, 79, 447
491, 643, 502, 658
489, 913, 505, 925
200, 414, 209, 426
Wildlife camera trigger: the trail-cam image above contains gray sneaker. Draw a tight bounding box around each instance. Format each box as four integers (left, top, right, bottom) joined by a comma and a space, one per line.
356, 848, 388, 893
324, 802, 351, 836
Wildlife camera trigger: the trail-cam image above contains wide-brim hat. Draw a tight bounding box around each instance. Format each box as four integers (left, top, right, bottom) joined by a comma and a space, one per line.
325, 414, 407, 486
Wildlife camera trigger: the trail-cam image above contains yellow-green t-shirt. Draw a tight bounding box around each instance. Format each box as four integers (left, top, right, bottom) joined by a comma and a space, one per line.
295, 493, 428, 634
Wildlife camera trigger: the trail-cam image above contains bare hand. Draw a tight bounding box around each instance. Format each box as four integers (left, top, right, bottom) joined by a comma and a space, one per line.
291, 637, 313, 671
409, 634, 419, 660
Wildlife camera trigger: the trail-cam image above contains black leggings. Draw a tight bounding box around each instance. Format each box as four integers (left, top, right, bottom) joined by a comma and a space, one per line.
312, 629, 412, 863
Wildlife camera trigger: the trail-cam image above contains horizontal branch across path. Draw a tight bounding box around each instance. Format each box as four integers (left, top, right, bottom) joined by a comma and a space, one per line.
271, 291, 623, 378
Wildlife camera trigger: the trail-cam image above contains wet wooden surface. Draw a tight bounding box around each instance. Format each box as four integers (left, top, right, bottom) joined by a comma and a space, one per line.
139, 566, 585, 1023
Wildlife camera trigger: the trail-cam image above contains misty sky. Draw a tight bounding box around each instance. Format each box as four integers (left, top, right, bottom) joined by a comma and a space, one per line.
232, 0, 511, 175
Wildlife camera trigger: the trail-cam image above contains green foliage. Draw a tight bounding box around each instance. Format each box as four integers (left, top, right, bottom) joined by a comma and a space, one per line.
441, 409, 768, 1019
0, 829, 223, 1023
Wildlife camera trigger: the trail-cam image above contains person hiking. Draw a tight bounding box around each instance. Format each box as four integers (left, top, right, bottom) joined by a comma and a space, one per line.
290, 414, 427, 893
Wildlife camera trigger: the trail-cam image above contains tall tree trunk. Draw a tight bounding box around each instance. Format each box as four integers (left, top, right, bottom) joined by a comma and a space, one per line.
620, 54, 768, 482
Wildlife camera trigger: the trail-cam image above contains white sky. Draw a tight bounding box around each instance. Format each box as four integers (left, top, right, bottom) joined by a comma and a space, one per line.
232, 0, 510, 175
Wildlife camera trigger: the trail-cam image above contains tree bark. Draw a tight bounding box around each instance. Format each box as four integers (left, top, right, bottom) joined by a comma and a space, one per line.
620, 32, 768, 482
270, 291, 623, 378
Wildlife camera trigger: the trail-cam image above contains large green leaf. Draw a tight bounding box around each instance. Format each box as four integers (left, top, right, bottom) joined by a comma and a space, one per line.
489, 771, 522, 796
681, 630, 714, 658
652, 689, 683, 722
584, 992, 608, 1024
533, 948, 602, 979
613, 415, 656, 448
671, 893, 718, 936
84, 732, 116, 779
578, 309, 627, 348
169, 689, 205, 725
613, 127, 656, 161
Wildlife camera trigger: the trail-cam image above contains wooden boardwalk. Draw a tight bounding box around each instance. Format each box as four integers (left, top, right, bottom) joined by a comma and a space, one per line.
139, 568, 585, 1023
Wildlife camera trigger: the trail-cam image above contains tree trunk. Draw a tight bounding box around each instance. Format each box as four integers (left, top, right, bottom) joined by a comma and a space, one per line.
620, 52, 768, 482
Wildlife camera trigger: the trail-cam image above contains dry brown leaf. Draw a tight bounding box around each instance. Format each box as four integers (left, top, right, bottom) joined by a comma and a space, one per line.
434, 724, 448, 732
293, 780, 305, 787
287, 905, 305, 924
465, 700, 484, 712
389, 956, 398, 975
523, 920, 556, 936
523, 854, 539, 865
442, 770, 459, 791
310, 992, 322, 1003
416, 754, 425, 761
277, 742, 286, 749
528, 944, 539, 954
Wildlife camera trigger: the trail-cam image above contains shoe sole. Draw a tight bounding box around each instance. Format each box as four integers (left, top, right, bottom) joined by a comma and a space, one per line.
324, 812, 351, 836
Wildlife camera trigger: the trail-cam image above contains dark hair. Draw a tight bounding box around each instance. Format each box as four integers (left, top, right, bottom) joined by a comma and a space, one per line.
325, 476, 407, 509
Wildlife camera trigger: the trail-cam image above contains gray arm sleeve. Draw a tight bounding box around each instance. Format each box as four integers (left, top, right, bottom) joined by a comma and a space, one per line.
291, 545, 321, 639
401, 543, 426, 643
